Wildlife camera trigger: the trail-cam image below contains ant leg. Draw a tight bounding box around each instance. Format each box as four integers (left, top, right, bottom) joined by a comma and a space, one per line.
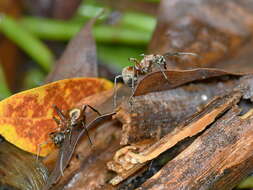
36, 141, 50, 161
128, 68, 137, 109
176, 52, 198, 57
164, 52, 198, 57
163, 61, 167, 70
80, 107, 92, 145
85, 105, 101, 116
128, 58, 139, 65
113, 75, 122, 109
59, 153, 64, 176
82, 121, 93, 145
68, 129, 73, 145
155, 62, 169, 81
131, 71, 135, 96
53, 116, 60, 125
53, 105, 67, 122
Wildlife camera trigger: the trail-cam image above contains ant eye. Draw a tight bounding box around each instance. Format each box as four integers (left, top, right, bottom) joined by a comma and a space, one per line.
69, 108, 81, 120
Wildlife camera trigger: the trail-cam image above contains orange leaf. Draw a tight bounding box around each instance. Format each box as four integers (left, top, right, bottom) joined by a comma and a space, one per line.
0, 78, 113, 156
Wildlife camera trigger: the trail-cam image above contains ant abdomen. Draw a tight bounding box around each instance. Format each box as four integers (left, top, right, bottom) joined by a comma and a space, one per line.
122, 66, 137, 87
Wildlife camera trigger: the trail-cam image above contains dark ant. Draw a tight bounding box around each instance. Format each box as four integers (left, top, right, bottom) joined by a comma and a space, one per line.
113, 52, 198, 108
36, 104, 101, 160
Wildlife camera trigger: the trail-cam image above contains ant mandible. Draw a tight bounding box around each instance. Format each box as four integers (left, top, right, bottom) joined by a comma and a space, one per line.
113, 52, 198, 108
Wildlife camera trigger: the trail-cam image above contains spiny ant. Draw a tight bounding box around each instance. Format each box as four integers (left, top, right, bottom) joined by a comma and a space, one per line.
113, 52, 198, 108
53, 104, 100, 144
36, 104, 101, 160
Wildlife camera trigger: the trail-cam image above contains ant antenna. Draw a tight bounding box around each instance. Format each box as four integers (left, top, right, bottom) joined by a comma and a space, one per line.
164, 52, 198, 57
83, 104, 101, 116
113, 75, 122, 109
128, 66, 137, 110
59, 153, 64, 176
82, 120, 92, 145
53, 105, 67, 122
128, 57, 139, 65
155, 62, 168, 81
53, 116, 60, 125
80, 105, 101, 145
131, 67, 136, 95
36, 141, 50, 161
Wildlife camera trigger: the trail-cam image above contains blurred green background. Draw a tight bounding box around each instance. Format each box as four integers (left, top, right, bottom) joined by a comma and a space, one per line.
0, 0, 158, 98
1, 0, 253, 189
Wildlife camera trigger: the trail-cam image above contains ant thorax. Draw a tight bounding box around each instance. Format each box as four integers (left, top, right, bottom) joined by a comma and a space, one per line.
69, 108, 82, 126
136, 55, 154, 74
136, 54, 167, 74
152, 55, 166, 68
122, 66, 138, 87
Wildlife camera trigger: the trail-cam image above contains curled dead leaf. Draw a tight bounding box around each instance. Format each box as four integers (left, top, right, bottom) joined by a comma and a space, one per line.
133, 68, 247, 96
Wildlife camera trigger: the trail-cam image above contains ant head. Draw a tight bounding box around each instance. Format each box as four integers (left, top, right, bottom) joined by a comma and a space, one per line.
122, 66, 137, 87
50, 132, 65, 147
69, 108, 82, 126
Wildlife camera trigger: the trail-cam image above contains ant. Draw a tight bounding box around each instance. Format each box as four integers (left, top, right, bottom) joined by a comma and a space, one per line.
113, 52, 198, 108
36, 104, 101, 160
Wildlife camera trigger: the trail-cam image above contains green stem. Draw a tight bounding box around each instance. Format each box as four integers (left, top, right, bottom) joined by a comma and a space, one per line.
0, 15, 54, 71
20, 17, 80, 41
0, 64, 11, 100
94, 25, 151, 44
97, 44, 145, 69
121, 12, 156, 32
135, 0, 160, 2
238, 176, 253, 189
20, 17, 152, 45
23, 68, 45, 90
76, 4, 156, 32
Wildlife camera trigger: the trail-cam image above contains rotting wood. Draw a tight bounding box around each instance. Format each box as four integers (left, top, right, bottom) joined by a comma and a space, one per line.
138, 106, 253, 190
108, 75, 253, 187
128, 91, 242, 163
116, 137, 196, 190
116, 78, 238, 145
108, 91, 242, 185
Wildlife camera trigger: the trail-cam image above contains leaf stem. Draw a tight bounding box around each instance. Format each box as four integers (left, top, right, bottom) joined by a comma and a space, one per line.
0, 15, 54, 71
20, 17, 152, 45
76, 4, 156, 32
0, 64, 11, 99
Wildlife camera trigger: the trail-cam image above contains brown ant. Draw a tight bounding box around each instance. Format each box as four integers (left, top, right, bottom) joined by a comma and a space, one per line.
36, 104, 101, 160
113, 52, 198, 108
